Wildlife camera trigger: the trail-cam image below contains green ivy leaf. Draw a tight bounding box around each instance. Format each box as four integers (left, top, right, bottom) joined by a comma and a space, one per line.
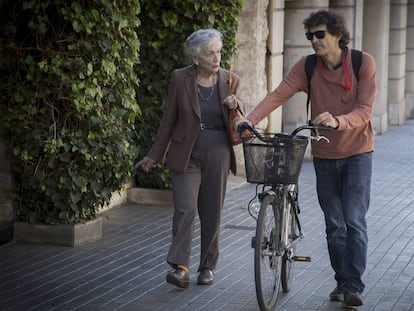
14, 93, 24, 103
86, 63, 93, 76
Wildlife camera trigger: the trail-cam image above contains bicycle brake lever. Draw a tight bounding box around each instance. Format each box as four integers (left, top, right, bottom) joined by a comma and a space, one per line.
311, 135, 330, 143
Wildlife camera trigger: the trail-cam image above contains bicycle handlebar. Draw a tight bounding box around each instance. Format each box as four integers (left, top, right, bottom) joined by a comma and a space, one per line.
237, 120, 333, 143
290, 121, 334, 136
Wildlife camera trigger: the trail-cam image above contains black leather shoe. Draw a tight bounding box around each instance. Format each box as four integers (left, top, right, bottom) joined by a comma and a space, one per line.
329, 286, 344, 302
166, 268, 189, 288
197, 268, 214, 285
344, 291, 363, 306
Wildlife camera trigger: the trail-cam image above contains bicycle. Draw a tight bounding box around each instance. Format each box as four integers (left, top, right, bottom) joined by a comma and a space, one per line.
237, 121, 331, 311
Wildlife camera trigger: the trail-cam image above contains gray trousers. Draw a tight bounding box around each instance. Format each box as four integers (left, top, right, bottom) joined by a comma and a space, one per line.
167, 130, 231, 271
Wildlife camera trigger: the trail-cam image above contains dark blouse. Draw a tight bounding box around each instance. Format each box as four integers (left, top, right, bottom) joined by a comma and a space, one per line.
197, 84, 224, 128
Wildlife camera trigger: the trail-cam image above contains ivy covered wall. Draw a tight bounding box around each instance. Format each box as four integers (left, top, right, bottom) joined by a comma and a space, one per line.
0, 0, 141, 224
0, 0, 244, 224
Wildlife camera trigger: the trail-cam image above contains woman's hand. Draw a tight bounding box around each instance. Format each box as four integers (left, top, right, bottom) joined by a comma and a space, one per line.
135, 156, 155, 172
223, 94, 239, 109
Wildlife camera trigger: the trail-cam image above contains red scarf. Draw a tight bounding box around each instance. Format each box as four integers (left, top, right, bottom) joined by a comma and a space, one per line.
317, 50, 352, 91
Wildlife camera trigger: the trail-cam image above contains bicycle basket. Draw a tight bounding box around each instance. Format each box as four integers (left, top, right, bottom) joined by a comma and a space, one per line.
242, 133, 308, 184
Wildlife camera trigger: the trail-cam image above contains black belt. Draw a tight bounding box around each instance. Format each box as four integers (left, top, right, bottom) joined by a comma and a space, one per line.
200, 123, 225, 131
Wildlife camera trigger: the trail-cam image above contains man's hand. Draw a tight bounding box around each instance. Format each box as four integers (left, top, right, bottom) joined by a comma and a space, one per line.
313, 111, 339, 129
234, 116, 252, 131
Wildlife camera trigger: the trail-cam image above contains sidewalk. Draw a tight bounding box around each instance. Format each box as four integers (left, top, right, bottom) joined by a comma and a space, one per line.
1, 120, 414, 311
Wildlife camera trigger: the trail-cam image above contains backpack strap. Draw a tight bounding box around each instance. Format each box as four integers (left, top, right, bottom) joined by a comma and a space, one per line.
305, 49, 363, 120
351, 49, 363, 81
305, 54, 317, 120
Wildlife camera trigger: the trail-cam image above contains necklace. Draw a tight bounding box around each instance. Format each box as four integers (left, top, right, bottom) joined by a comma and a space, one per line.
197, 84, 215, 101
197, 73, 217, 101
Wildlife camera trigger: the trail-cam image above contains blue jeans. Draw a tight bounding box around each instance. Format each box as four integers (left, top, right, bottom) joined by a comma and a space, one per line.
313, 152, 372, 293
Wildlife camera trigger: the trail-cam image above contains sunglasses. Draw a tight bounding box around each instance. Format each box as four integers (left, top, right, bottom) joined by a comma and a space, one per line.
305, 30, 326, 40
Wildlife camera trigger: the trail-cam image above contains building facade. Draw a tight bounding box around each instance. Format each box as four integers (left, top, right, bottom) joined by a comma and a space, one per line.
230, 0, 413, 172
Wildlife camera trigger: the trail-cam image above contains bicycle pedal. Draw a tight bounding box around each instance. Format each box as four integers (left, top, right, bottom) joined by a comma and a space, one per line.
292, 256, 311, 262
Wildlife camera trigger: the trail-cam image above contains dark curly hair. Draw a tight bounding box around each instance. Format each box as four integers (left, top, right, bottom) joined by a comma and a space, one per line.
303, 10, 350, 49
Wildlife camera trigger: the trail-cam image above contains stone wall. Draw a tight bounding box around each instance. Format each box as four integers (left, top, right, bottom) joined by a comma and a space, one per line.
405, 0, 414, 118
231, 0, 270, 174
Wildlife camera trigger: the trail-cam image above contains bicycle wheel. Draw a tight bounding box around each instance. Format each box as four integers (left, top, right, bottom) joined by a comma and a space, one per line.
281, 185, 299, 292
254, 194, 282, 311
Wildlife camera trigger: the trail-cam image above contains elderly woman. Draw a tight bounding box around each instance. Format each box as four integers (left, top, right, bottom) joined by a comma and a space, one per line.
136, 28, 244, 288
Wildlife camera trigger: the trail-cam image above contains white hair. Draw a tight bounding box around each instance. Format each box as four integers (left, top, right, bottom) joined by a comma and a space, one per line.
184, 28, 223, 60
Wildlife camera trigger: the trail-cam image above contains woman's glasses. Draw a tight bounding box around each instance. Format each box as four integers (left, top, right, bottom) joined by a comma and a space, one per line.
305, 30, 326, 40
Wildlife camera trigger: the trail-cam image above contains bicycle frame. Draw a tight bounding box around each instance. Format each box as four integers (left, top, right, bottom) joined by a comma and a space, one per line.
255, 183, 301, 256
281, 184, 301, 251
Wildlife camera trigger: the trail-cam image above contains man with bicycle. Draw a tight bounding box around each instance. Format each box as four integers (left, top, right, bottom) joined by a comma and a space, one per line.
238, 10, 376, 307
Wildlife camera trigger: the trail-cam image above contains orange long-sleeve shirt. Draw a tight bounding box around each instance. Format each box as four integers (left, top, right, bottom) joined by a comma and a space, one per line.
247, 48, 376, 159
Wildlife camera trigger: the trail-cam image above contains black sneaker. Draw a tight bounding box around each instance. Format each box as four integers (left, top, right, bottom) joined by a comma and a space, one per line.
329, 286, 344, 302
344, 290, 363, 307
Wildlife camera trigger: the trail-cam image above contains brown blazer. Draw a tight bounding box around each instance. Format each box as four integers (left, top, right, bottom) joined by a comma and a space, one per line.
147, 65, 243, 175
